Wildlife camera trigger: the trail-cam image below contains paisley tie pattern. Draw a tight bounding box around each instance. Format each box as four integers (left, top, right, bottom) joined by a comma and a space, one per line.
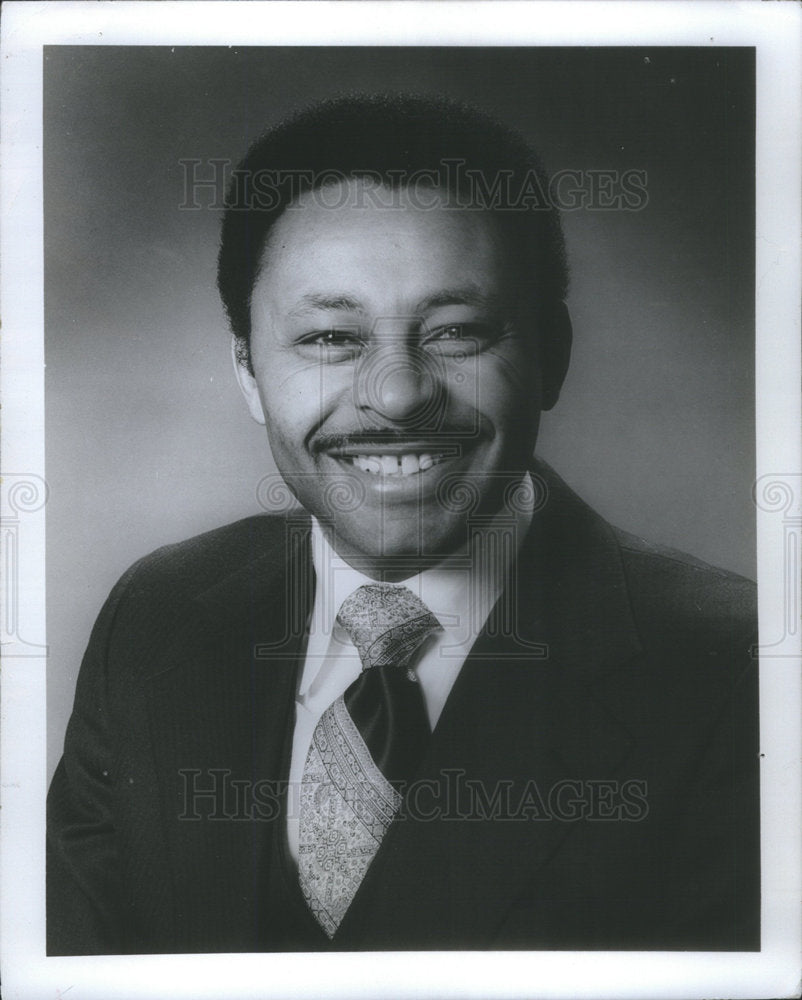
298, 583, 441, 937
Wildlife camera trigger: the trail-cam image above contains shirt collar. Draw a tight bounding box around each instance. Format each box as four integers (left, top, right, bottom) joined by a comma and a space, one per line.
300, 472, 535, 696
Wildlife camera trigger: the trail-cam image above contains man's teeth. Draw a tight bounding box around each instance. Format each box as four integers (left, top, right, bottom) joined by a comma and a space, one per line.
351, 453, 439, 476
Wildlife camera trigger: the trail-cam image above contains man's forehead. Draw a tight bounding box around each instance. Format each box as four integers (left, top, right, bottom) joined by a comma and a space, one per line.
289, 176, 449, 212
256, 181, 517, 311
268, 176, 512, 244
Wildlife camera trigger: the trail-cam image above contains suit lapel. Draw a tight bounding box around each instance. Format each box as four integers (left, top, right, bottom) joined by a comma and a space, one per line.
140, 471, 645, 949
336, 467, 644, 948
143, 517, 313, 950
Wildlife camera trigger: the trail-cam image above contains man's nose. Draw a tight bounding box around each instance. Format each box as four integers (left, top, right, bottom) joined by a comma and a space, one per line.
354, 336, 444, 427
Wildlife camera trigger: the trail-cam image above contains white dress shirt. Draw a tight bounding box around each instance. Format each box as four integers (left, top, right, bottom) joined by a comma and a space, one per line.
285, 475, 535, 863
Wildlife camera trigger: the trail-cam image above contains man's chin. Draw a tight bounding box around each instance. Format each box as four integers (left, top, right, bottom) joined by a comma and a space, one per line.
321, 514, 470, 580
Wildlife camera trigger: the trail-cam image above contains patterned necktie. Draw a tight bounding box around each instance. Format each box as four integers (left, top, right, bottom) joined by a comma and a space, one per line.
298, 583, 441, 938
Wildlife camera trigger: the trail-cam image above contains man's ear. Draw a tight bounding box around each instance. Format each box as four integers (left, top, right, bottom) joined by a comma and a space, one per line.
231, 338, 266, 425
540, 301, 572, 412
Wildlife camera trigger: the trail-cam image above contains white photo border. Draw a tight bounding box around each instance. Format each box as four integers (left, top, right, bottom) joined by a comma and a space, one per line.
1, 2, 800, 999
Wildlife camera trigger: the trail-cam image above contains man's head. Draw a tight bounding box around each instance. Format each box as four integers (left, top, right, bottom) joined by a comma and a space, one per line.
219, 94, 571, 576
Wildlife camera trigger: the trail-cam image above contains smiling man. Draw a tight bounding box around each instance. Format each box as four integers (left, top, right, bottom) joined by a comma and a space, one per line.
47, 94, 760, 955
236, 178, 552, 572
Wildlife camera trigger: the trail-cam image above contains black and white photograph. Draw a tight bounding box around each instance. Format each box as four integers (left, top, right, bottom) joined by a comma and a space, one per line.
1, 3, 800, 999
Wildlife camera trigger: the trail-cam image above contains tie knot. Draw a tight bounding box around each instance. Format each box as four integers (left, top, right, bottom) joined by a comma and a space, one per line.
336, 583, 442, 671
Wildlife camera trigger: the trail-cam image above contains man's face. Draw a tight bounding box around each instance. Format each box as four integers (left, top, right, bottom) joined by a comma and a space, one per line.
241, 181, 546, 576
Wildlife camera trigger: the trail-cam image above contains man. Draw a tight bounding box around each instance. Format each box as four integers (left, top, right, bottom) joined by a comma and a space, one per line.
47, 94, 759, 954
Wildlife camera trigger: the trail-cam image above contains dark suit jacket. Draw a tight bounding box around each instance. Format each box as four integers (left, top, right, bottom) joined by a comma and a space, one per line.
47, 467, 760, 954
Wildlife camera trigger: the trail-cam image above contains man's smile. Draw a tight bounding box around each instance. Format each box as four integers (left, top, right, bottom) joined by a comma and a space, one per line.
347, 453, 446, 476
320, 436, 479, 489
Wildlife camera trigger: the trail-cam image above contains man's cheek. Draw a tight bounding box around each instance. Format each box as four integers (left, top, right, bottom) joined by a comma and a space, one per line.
264, 423, 309, 481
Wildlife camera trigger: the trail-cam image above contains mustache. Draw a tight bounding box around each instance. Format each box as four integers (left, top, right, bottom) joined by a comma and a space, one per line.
312, 427, 478, 452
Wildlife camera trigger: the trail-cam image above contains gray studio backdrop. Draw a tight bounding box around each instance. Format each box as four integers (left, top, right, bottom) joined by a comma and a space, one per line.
45, 47, 755, 780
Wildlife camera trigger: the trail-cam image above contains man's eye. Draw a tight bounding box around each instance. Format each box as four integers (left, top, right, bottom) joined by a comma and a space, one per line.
302, 329, 363, 350
423, 322, 498, 353
431, 324, 466, 340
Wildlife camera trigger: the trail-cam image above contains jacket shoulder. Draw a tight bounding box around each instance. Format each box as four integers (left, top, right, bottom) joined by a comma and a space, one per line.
90, 514, 309, 659
613, 527, 757, 655
121, 514, 306, 598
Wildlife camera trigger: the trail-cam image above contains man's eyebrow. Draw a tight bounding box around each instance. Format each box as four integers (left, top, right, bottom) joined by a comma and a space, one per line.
288, 293, 366, 316
287, 287, 505, 318
414, 286, 504, 313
